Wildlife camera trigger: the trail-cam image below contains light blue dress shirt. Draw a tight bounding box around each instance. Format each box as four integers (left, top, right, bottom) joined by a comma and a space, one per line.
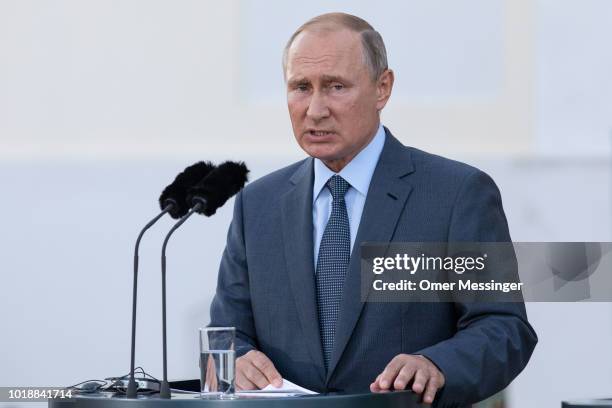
313, 123, 386, 268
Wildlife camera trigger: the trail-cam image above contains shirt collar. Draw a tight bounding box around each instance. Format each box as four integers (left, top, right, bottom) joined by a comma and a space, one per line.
313, 123, 386, 202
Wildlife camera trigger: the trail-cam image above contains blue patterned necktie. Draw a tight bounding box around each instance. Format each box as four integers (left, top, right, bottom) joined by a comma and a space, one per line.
316, 174, 351, 370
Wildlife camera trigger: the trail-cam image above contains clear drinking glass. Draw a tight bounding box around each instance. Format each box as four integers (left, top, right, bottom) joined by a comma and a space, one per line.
199, 327, 236, 399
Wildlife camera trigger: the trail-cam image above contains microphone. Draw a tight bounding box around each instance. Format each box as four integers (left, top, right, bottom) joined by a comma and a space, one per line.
159, 161, 217, 218
127, 161, 215, 398
158, 161, 249, 399
188, 161, 250, 216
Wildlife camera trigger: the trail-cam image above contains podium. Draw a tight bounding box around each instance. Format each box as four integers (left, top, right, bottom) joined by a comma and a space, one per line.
49, 390, 421, 408
562, 400, 612, 407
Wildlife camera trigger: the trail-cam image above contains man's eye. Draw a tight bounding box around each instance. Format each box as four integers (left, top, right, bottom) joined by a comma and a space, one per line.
331, 84, 344, 91
296, 84, 309, 92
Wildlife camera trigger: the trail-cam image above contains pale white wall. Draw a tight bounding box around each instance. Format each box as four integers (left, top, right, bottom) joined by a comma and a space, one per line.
1, 1, 611, 407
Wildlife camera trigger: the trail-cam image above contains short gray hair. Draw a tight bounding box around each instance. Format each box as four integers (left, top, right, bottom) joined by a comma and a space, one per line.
282, 12, 388, 81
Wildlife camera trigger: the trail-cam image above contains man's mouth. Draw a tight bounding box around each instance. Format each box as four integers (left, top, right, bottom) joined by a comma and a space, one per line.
308, 130, 334, 137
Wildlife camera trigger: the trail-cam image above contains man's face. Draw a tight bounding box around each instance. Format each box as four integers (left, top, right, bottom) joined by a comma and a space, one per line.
285, 28, 393, 172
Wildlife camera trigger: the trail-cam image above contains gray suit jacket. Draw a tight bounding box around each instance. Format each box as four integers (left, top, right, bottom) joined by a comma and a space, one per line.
210, 129, 537, 407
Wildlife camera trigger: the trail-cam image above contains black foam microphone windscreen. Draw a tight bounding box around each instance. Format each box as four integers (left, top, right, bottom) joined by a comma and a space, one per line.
158, 161, 215, 218
188, 161, 249, 216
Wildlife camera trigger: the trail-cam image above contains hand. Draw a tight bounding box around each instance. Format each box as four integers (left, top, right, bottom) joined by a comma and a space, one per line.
370, 354, 445, 405
235, 350, 283, 390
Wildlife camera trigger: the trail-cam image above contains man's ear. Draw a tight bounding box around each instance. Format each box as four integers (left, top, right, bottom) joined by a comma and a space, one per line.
376, 69, 394, 111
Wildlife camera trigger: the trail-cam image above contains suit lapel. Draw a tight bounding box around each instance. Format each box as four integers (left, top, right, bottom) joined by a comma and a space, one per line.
326, 131, 415, 382
280, 158, 326, 383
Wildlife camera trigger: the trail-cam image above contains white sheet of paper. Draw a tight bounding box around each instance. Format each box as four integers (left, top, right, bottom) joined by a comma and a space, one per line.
236, 378, 318, 397
261, 378, 317, 394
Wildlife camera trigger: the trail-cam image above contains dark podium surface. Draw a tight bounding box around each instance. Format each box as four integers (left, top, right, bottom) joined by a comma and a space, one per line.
562, 400, 612, 408
49, 390, 421, 408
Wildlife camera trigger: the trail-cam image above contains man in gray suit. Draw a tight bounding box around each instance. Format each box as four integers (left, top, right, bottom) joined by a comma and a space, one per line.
209, 12, 537, 406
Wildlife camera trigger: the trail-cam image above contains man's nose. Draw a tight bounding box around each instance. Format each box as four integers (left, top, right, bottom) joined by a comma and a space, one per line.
306, 91, 330, 121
